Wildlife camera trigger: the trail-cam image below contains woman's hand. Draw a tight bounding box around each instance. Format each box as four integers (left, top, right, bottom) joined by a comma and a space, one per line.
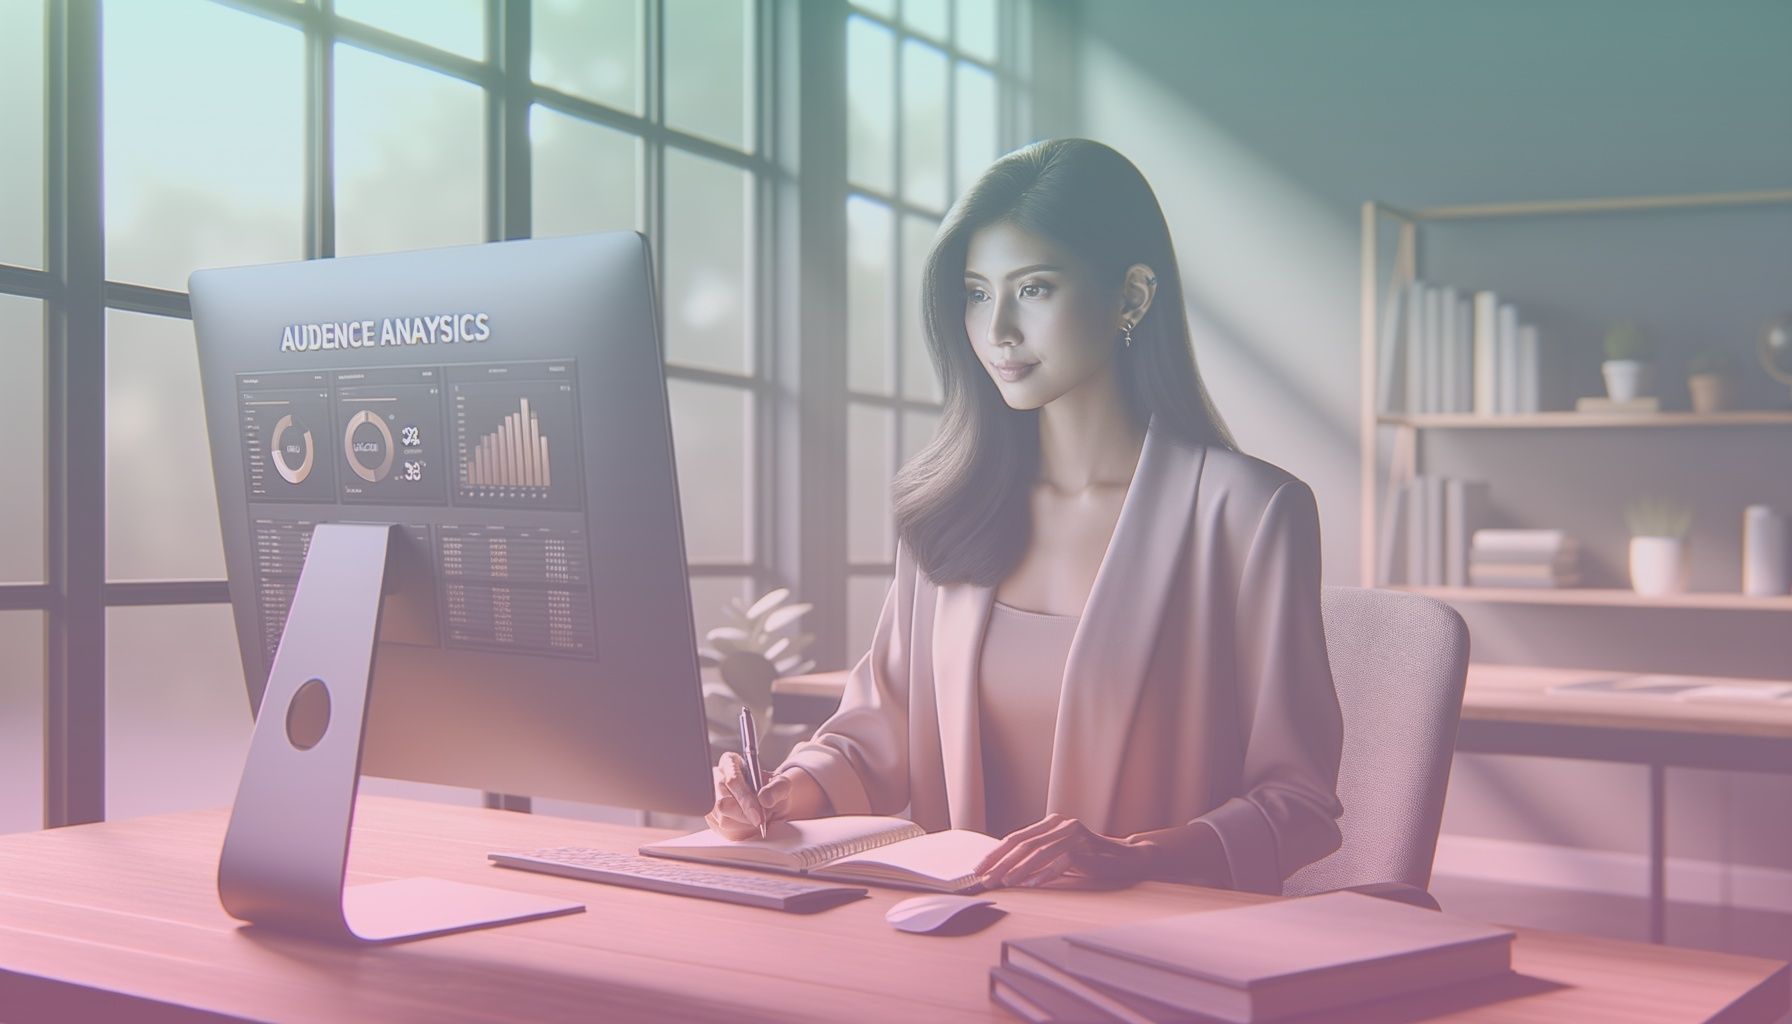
974, 812, 1155, 888
704, 752, 796, 841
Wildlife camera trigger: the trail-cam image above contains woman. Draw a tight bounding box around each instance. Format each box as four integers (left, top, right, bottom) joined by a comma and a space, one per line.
706, 138, 1343, 895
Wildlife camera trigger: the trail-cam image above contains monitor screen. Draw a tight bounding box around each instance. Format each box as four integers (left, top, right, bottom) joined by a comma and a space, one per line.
191, 232, 713, 814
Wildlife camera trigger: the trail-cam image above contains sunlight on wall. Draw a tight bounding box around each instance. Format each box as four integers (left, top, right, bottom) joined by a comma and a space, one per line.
1078, 41, 1361, 583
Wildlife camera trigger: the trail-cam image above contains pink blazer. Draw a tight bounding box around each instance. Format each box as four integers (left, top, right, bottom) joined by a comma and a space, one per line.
778, 415, 1344, 894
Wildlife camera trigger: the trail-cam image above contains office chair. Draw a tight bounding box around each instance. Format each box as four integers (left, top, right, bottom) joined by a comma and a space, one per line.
1280, 585, 1471, 911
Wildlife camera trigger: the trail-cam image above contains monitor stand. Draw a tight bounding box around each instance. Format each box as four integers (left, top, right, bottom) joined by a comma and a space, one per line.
216, 523, 584, 943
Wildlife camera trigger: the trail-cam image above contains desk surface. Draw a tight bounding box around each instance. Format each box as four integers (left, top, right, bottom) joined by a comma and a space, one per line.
0, 796, 1784, 1023
1461, 664, 1792, 740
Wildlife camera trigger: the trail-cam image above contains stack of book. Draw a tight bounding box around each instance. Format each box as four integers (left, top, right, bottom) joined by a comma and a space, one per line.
1377, 474, 1491, 587
1469, 529, 1582, 588
1376, 280, 1541, 416
988, 891, 1515, 1024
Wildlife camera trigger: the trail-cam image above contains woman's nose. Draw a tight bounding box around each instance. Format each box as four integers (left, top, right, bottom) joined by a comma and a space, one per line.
984, 293, 1020, 346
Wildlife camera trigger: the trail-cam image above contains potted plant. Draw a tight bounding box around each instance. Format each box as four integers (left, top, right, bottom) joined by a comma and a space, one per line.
697, 587, 818, 768
1685, 347, 1736, 414
1623, 496, 1693, 595
1602, 323, 1655, 403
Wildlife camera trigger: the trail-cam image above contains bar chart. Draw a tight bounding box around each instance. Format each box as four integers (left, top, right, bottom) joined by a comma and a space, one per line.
465, 397, 553, 489
450, 361, 584, 509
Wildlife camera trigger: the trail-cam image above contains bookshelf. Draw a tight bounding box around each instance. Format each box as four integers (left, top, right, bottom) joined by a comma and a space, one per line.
1357, 188, 1792, 615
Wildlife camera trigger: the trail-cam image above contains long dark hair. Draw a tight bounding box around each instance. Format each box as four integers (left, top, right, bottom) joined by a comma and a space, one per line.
892, 137, 1238, 586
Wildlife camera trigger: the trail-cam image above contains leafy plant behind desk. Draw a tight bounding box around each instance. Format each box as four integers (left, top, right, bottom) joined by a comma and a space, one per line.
697, 588, 817, 763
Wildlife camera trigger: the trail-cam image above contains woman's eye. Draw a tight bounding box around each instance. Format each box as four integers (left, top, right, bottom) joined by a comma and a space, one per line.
966, 287, 989, 303
1020, 283, 1049, 298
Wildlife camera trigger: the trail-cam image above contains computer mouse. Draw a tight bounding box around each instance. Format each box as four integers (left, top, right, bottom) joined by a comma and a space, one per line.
885, 894, 999, 934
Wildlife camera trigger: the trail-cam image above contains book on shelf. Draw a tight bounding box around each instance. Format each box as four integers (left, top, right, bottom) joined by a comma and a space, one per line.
1376, 280, 1407, 415
1445, 479, 1492, 587
1517, 324, 1539, 413
1386, 475, 1492, 586
1404, 281, 1427, 415
1036, 891, 1514, 1024
1434, 286, 1455, 415
1470, 528, 1575, 553
1469, 546, 1580, 568
1376, 479, 1409, 587
1473, 290, 1499, 415
1455, 295, 1474, 411
1404, 477, 1426, 586
1576, 395, 1660, 414
1468, 540, 1580, 585
639, 815, 1000, 893
1495, 302, 1519, 414
1387, 284, 1540, 416
1424, 475, 1445, 586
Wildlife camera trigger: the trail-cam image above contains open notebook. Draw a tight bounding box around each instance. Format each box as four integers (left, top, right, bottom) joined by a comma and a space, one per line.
639, 816, 1002, 894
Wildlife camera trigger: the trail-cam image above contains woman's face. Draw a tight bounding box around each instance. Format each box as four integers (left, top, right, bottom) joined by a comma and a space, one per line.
962, 220, 1123, 411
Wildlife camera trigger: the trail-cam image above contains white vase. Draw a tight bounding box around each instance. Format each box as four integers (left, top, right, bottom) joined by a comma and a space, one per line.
1602, 360, 1647, 402
1742, 505, 1789, 596
1629, 535, 1689, 595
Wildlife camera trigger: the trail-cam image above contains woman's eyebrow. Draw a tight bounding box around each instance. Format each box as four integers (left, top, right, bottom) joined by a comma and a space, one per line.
963, 263, 1060, 281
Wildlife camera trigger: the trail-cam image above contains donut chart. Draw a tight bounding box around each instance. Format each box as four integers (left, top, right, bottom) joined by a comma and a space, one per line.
270, 414, 315, 485
344, 409, 396, 483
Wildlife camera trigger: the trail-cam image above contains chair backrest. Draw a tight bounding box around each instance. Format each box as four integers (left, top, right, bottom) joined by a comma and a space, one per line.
1281, 585, 1470, 897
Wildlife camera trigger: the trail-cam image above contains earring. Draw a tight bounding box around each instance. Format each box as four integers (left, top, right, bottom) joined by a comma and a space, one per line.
1121, 320, 1134, 348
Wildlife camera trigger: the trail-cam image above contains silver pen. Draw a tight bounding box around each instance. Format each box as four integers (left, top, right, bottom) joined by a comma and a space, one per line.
738, 705, 766, 839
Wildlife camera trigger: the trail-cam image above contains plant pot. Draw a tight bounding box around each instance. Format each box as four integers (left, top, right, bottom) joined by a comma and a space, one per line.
1602, 360, 1648, 402
1687, 373, 1733, 414
1629, 535, 1689, 595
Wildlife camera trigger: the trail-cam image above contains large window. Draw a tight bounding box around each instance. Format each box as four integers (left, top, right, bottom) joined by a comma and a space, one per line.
842, 0, 1015, 656
0, 0, 1032, 829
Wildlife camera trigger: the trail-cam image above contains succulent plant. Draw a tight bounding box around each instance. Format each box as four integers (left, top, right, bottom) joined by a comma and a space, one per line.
1622, 496, 1693, 539
1603, 322, 1655, 362
1685, 347, 1735, 376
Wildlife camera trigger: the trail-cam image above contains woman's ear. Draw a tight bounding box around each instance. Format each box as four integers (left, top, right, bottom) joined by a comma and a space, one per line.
1120, 263, 1157, 331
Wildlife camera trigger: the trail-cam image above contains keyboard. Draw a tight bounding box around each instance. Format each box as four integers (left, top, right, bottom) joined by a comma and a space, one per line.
488, 847, 868, 913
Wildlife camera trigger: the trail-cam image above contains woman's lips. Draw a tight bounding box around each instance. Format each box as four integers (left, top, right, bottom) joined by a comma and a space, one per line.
993, 361, 1037, 382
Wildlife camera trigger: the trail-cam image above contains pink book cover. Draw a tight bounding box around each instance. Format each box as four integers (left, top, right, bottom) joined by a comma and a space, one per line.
1061, 892, 1513, 1020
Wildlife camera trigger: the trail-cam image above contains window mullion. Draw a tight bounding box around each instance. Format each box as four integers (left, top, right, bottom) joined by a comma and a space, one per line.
44, 0, 106, 828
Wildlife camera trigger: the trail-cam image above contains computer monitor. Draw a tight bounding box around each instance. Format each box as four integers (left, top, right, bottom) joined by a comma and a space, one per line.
190, 231, 714, 820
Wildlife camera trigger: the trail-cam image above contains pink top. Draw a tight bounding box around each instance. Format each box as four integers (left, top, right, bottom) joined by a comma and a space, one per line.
978, 599, 1080, 839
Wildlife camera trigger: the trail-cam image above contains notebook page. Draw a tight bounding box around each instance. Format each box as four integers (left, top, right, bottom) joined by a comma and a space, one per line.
639, 815, 923, 871
819, 828, 1002, 887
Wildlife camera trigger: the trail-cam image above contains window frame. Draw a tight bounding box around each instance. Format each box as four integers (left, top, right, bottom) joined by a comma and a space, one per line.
1, 0, 1034, 827
842, 0, 1028, 622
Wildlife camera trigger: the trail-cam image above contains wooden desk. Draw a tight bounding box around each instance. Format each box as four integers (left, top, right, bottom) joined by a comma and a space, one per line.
0, 797, 1784, 1022
777, 665, 1792, 946
1457, 664, 1792, 944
